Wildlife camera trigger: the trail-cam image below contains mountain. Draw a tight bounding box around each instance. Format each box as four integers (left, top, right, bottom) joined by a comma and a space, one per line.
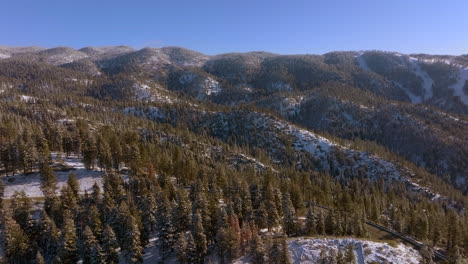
0, 45, 467, 264
0, 46, 465, 191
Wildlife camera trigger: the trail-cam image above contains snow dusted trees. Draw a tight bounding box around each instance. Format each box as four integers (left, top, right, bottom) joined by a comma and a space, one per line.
156, 194, 175, 259
250, 232, 266, 264
57, 213, 79, 263
191, 209, 208, 263
282, 192, 298, 237
268, 238, 291, 264
304, 204, 316, 235
82, 225, 104, 264
101, 225, 119, 264
122, 215, 143, 264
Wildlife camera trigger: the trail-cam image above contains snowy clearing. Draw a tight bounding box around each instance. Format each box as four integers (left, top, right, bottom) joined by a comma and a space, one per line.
288, 238, 421, 264
2, 153, 103, 198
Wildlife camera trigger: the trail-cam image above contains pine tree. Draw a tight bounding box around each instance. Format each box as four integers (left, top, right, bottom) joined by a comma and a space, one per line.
35, 251, 45, 264
186, 232, 198, 264
37, 211, 59, 262
337, 248, 345, 264
175, 232, 187, 264
420, 245, 435, 264
250, 232, 266, 264
156, 195, 174, 259
327, 248, 338, 264
254, 201, 268, 229
325, 211, 336, 235
191, 210, 208, 263
66, 173, 80, 198
345, 243, 356, 264
4, 214, 32, 263
84, 206, 100, 239
448, 245, 462, 264
0, 177, 4, 210
316, 211, 325, 235
264, 185, 280, 232
123, 215, 143, 264
57, 216, 79, 264
282, 193, 297, 236
82, 225, 104, 264
140, 195, 156, 247
268, 239, 289, 264
172, 190, 191, 233
304, 205, 316, 235
40, 162, 57, 196
101, 225, 120, 264
280, 239, 292, 264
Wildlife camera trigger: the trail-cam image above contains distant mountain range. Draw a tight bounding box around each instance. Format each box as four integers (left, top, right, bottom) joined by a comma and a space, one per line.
0, 45, 466, 194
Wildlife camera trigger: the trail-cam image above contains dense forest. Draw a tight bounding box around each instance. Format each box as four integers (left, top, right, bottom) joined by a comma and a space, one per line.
0, 46, 467, 263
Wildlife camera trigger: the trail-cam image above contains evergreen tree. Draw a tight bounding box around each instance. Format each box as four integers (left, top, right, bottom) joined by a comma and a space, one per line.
66, 173, 79, 198
254, 201, 268, 229
57, 216, 79, 264
304, 205, 316, 235
101, 225, 120, 264
4, 215, 32, 263
122, 215, 143, 264
172, 190, 191, 233
268, 239, 290, 264
82, 225, 104, 264
40, 162, 57, 196
250, 232, 266, 264
175, 232, 187, 264
282, 193, 297, 237
337, 248, 345, 264
37, 211, 59, 262
420, 245, 435, 264
156, 195, 174, 259
345, 243, 356, 264
35, 251, 45, 264
191, 210, 208, 263
186, 232, 198, 264
316, 211, 325, 235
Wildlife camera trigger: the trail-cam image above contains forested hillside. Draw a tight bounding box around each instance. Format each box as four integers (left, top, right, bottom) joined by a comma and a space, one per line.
0, 46, 467, 264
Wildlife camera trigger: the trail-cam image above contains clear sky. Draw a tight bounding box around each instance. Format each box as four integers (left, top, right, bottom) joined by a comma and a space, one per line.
1, 0, 468, 55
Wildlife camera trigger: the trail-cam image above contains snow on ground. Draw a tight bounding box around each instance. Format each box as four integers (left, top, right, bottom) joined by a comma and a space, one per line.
203, 77, 222, 96
133, 83, 175, 104
407, 57, 434, 100
2, 153, 102, 198
123, 106, 165, 120
256, 113, 444, 202
278, 96, 305, 116
0, 53, 10, 59
288, 238, 421, 264
356, 53, 371, 71
19, 95, 37, 103
450, 67, 468, 105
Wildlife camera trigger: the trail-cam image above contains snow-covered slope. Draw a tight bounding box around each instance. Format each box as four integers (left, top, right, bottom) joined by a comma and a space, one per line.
2, 153, 102, 198
288, 238, 421, 264
451, 66, 468, 105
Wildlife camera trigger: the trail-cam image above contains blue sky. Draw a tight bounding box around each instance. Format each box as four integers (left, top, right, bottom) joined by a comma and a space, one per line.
1, 0, 468, 55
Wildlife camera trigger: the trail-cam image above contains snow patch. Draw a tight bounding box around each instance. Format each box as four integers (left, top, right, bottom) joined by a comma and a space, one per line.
356, 53, 371, 71
408, 57, 434, 100
450, 67, 468, 105
3, 153, 102, 198
288, 238, 421, 264
203, 77, 222, 96
123, 106, 165, 120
